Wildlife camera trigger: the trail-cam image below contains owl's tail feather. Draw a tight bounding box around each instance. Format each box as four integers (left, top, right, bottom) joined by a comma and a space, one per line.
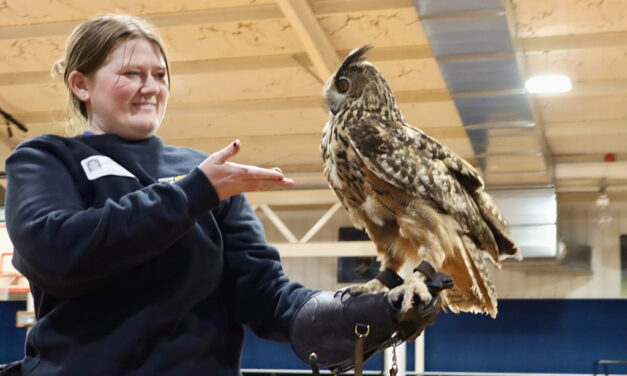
398, 215, 498, 317
474, 191, 522, 261
439, 234, 498, 318
462, 235, 497, 316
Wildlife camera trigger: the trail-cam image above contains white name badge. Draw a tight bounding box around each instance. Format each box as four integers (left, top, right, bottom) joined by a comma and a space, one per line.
80, 156, 137, 181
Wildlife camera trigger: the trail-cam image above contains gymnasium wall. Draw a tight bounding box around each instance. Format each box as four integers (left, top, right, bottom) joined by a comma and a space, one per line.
249, 200, 627, 373
425, 299, 627, 374
238, 298, 627, 374
276, 201, 627, 299
2, 201, 626, 369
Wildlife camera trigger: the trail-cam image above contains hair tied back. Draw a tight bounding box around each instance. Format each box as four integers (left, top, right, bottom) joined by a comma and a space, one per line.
51, 59, 66, 81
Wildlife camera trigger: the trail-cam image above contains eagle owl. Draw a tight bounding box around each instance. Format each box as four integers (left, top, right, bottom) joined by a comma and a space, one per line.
321, 45, 521, 317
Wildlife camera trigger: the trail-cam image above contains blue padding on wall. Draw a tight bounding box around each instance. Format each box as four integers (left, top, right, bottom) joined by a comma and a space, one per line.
241, 327, 384, 371
0, 301, 27, 364
425, 299, 627, 373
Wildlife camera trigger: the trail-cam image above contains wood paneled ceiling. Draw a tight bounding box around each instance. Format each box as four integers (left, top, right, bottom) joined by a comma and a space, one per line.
0, 0, 626, 200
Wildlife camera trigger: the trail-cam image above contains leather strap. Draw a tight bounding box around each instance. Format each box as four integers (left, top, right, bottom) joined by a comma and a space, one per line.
354, 323, 370, 376
413, 260, 436, 280
308, 353, 320, 376
375, 268, 404, 289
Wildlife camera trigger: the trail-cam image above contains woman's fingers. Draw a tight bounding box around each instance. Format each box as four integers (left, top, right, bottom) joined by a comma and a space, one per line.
248, 177, 295, 191
211, 139, 241, 164
198, 141, 295, 200
230, 163, 285, 181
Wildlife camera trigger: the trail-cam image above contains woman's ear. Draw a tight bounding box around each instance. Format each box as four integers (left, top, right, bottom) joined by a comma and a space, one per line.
68, 70, 90, 103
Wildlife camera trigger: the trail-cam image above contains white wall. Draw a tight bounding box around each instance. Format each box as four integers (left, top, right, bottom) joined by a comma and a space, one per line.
261, 201, 627, 299
492, 201, 626, 299
2, 199, 625, 300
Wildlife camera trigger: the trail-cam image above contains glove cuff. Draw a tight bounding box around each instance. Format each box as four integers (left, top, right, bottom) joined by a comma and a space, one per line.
290, 290, 400, 373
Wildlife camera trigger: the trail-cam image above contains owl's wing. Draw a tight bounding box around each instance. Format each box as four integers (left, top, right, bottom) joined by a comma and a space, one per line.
347, 117, 480, 197
347, 117, 516, 259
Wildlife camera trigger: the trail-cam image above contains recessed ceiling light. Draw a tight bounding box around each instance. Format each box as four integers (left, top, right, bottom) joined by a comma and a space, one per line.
525, 74, 572, 94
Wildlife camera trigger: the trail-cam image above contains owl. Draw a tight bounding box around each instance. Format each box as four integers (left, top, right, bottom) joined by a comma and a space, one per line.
320, 45, 521, 317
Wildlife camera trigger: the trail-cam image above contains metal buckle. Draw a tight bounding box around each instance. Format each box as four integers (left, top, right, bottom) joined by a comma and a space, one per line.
354, 323, 370, 338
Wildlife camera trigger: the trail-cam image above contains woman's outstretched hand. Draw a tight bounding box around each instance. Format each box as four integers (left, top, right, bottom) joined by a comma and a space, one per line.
198, 139, 295, 200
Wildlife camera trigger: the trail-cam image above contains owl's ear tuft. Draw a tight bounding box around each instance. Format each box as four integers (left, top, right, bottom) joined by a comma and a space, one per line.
336, 45, 373, 76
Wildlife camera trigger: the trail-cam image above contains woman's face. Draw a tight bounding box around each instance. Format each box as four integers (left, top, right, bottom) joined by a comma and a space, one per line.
84, 38, 169, 140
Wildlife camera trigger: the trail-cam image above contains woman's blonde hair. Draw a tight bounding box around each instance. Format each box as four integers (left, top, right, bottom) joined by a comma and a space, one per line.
52, 14, 170, 134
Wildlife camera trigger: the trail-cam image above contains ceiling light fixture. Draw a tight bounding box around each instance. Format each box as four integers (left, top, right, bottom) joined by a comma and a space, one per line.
525, 74, 572, 94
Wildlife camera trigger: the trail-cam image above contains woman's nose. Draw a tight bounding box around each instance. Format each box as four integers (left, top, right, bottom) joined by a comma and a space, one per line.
140, 74, 160, 95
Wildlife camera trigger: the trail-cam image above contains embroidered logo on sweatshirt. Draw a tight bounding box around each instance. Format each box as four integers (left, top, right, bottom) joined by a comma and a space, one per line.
80, 156, 137, 180
158, 174, 187, 184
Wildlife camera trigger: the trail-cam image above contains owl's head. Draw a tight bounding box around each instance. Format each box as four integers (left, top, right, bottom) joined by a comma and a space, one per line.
323, 45, 400, 118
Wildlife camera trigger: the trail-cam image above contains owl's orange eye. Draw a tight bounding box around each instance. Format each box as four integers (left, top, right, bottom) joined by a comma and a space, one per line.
336, 77, 351, 93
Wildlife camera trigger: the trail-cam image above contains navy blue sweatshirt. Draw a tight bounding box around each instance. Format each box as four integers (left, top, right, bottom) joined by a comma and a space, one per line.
5, 134, 313, 375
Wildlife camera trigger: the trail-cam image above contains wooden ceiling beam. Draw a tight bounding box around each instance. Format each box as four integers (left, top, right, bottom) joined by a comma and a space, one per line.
0, 0, 414, 41
520, 31, 627, 52
556, 162, 627, 180
277, 0, 340, 81
310, 0, 413, 14
545, 119, 627, 137
0, 4, 283, 40
0, 45, 432, 86
11, 88, 452, 122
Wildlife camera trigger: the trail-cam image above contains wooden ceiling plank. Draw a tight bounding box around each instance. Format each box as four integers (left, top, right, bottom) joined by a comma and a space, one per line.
539, 95, 627, 123
277, 0, 340, 81
0, 0, 277, 27
520, 31, 627, 52
556, 162, 627, 180
511, 0, 627, 38
0, 4, 283, 40
547, 135, 627, 155
532, 80, 627, 98
0, 45, 434, 86
310, 0, 414, 15
147, 5, 282, 28
164, 133, 474, 167
0, 0, 415, 37
0, 71, 52, 86
25, 118, 467, 142
545, 119, 627, 137
523, 46, 627, 82
7, 88, 455, 118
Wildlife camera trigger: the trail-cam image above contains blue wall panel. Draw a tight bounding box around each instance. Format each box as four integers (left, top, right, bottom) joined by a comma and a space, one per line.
3, 299, 626, 373
425, 299, 627, 373
0, 301, 26, 364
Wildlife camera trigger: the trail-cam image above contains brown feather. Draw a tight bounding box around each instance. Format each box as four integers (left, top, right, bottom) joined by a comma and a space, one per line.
320, 45, 521, 317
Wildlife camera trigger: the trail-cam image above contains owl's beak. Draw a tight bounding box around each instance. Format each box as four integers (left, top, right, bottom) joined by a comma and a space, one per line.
324, 88, 341, 116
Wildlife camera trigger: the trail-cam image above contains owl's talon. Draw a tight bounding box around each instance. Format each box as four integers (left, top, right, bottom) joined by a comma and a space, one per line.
334, 287, 348, 298
337, 278, 388, 301
389, 272, 433, 313
342, 287, 354, 300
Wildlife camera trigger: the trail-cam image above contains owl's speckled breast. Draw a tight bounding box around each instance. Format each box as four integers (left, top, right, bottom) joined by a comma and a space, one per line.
321, 113, 368, 210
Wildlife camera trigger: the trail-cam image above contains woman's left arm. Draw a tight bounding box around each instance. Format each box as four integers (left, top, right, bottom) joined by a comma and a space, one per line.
219, 193, 315, 341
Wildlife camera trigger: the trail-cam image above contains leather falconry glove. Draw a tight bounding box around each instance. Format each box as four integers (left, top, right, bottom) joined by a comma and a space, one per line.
290, 261, 453, 374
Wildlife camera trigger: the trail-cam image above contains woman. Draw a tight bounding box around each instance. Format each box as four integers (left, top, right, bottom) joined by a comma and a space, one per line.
4, 14, 446, 376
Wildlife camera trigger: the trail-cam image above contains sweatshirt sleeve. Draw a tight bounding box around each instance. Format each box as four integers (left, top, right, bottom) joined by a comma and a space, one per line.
5, 142, 220, 298
219, 193, 316, 342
